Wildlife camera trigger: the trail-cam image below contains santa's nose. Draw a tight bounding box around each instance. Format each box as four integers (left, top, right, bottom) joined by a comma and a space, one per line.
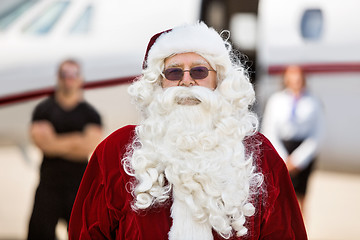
179, 72, 196, 87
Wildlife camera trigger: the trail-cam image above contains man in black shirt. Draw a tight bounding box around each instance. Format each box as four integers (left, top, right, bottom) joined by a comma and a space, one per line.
27, 59, 103, 239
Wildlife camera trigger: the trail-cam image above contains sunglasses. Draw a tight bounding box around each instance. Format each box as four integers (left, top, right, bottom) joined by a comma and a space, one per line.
163, 66, 216, 81
59, 71, 79, 79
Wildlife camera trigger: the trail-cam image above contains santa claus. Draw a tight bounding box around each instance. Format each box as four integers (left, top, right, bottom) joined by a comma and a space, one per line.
69, 22, 307, 240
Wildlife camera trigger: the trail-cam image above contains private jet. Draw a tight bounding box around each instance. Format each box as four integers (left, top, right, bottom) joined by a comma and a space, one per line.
1, 0, 360, 171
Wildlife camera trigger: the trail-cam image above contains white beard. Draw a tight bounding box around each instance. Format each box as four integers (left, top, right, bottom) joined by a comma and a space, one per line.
169, 196, 213, 240
125, 86, 258, 239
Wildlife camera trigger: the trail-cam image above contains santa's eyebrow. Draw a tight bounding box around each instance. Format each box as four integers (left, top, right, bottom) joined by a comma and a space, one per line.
166, 62, 183, 68
192, 60, 210, 66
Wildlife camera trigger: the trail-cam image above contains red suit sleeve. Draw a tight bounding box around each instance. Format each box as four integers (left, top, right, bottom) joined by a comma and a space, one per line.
257, 135, 308, 240
69, 125, 136, 240
68, 143, 113, 239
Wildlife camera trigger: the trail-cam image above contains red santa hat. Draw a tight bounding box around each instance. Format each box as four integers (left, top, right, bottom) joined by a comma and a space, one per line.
142, 22, 231, 71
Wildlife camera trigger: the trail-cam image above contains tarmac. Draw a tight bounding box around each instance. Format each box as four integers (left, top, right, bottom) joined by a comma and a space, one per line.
1, 144, 360, 240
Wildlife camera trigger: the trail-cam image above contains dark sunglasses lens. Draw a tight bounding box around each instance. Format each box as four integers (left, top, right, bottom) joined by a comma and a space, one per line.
164, 68, 183, 80
190, 67, 209, 79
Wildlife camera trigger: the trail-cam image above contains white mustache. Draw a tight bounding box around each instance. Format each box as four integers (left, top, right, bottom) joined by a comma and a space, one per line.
158, 86, 219, 108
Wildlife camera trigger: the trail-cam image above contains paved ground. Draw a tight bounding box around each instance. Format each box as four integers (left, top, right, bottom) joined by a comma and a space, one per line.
0, 145, 360, 240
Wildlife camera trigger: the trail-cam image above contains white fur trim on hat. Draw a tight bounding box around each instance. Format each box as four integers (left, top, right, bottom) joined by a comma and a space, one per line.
146, 22, 230, 69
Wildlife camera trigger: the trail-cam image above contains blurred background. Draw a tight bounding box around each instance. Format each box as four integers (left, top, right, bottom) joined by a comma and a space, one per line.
1, 0, 359, 239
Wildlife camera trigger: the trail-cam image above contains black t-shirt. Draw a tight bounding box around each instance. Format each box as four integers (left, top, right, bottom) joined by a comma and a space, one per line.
32, 95, 101, 134
32, 95, 102, 186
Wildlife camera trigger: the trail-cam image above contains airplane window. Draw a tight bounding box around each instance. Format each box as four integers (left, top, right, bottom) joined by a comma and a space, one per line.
22, 1, 70, 34
70, 6, 93, 34
230, 13, 257, 51
0, 0, 38, 31
300, 9, 323, 40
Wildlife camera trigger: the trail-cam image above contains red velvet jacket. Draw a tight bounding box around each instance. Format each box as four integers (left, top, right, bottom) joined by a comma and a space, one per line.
69, 125, 307, 240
